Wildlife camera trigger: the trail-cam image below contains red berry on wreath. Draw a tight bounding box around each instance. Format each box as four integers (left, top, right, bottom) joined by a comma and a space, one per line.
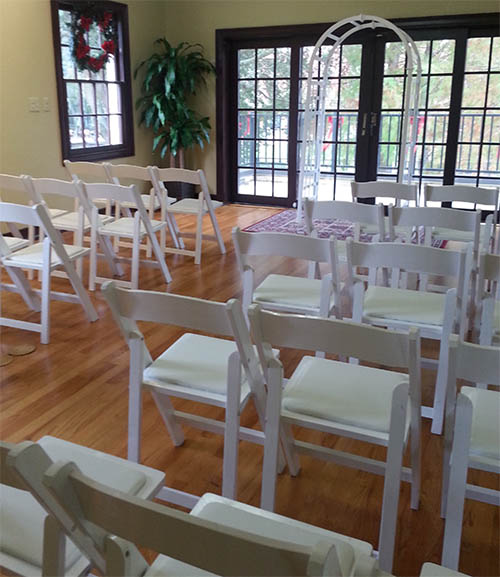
80, 16, 92, 31
102, 40, 115, 54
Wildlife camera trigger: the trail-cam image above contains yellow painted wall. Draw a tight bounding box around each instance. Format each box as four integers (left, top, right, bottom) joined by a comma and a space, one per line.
163, 0, 499, 194
0, 0, 166, 205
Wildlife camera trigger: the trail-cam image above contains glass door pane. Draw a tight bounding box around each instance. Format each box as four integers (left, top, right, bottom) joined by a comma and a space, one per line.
236, 47, 291, 200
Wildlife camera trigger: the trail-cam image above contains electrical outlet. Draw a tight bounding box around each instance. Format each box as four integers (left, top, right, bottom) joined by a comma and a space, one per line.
28, 97, 40, 112
42, 97, 50, 112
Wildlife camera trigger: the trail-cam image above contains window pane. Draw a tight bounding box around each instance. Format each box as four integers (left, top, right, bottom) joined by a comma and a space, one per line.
421, 144, 446, 175
456, 143, 480, 176
62, 46, 75, 79
380, 113, 401, 142
325, 48, 340, 78
428, 76, 451, 109
88, 23, 100, 48
58, 9, 71, 45
487, 73, 500, 107
275, 112, 288, 140
238, 168, 254, 195
430, 40, 455, 74
256, 79, 274, 108
415, 41, 431, 74
238, 111, 254, 138
256, 140, 273, 167
378, 144, 399, 175
481, 144, 500, 176
301, 46, 316, 77
338, 113, 357, 142
336, 143, 355, 173
384, 42, 405, 75
104, 55, 117, 81
96, 84, 108, 114
382, 77, 404, 109
274, 141, 288, 167
82, 83, 95, 114
83, 116, 97, 147
238, 140, 254, 167
424, 113, 448, 144
492, 38, 500, 72
109, 115, 123, 144
66, 83, 81, 115
69, 116, 83, 149
97, 116, 110, 146
339, 78, 360, 109
462, 74, 488, 107
465, 37, 491, 72
256, 169, 273, 196
273, 170, 288, 197
484, 111, 500, 143
238, 49, 255, 79
108, 83, 121, 114
341, 44, 361, 76
257, 48, 274, 78
77, 67, 90, 81
459, 110, 484, 142
324, 79, 339, 109
275, 79, 290, 109
276, 48, 291, 78
238, 80, 255, 108
256, 111, 274, 139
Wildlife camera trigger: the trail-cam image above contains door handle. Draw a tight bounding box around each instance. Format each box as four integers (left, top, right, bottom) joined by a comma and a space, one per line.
361, 112, 368, 136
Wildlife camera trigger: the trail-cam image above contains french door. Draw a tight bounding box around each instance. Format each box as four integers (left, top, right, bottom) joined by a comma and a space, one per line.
216, 15, 499, 206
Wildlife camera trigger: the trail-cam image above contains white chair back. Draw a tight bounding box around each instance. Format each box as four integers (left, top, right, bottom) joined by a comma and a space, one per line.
351, 181, 418, 206
63, 160, 112, 182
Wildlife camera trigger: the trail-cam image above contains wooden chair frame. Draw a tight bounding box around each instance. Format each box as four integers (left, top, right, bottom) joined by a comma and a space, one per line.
5, 441, 360, 577
248, 305, 421, 573
232, 226, 341, 320
78, 181, 171, 290
346, 239, 472, 435
102, 282, 278, 505
440, 337, 500, 570
0, 203, 98, 344
150, 166, 226, 265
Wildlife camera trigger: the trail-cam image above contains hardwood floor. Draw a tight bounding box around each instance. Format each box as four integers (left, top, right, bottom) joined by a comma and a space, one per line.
1, 204, 498, 577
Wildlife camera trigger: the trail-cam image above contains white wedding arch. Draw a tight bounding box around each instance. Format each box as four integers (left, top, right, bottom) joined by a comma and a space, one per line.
296, 14, 422, 219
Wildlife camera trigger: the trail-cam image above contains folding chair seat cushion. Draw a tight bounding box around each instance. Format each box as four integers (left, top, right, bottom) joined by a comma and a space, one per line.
461, 387, 500, 465
4, 236, 30, 252
46, 207, 68, 219
99, 216, 164, 238
282, 356, 410, 434
0, 436, 164, 577
363, 285, 447, 326
143, 333, 252, 399
2, 243, 89, 269
191, 494, 376, 574
51, 211, 113, 231
168, 198, 223, 215
253, 274, 337, 311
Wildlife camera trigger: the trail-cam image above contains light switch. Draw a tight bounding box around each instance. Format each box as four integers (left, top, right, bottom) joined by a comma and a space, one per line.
28, 97, 40, 112
42, 97, 49, 112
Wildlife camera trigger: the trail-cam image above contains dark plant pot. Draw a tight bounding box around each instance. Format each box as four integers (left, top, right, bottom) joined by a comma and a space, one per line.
165, 181, 196, 200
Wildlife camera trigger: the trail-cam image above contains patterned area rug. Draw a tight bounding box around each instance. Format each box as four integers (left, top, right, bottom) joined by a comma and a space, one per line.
243, 208, 447, 247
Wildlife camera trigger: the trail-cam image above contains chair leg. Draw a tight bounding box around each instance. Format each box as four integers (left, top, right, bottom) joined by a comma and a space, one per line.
5, 267, 41, 311
208, 204, 226, 255
63, 255, 98, 323
150, 391, 185, 446
41, 241, 52, 345
128, 339, 144, 463
100, 234, 124, 278
148, 226, 172, 284
89, 224, 98, 292
260, 361, 283, 512
194, 210, 204, 265
377, 384, 408, 573
441, 395, 472, 570
131, 230, 141, 290
280, 422, 301, 477
222, 352, 242, 500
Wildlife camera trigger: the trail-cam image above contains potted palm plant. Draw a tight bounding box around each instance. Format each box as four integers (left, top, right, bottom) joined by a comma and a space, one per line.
135, 38, 215, 198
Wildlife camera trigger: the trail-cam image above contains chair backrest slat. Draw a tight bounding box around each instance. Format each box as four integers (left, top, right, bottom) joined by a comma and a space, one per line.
249, 306, 413, 369
389, 206, 481, 234
64, 160, 112, 182
455, 340, 500, 386
150, 166, 202, 186
82, 181, 137, 204
351, 181, 418, 203
232, 227, 336, 264
26, 176, 79, 201
304, 198, 384, 229
102, 282, 234, 338
106, 163, 152, 182
0, 173, 29, 195
0, 201, 43, 227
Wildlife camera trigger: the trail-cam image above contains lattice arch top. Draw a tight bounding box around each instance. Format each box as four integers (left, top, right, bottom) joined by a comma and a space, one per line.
296, 14, 422, 219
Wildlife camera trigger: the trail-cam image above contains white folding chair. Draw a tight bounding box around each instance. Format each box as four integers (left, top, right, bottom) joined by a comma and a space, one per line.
346, 239, 472, 435
232, 227, 341, 319
423, 184, 499, 252
150, 166, 226, 265
6, 440, 379, 577
63, 159, 113, 214
102, 282, 277, 503
0, 436, 164, 577
475, 251, 500, 347
78, 182, 171, 290
388, 206, 481, 321
351, 180, 418, 237
248, 305, 421, 573
0, 203, 98, 344
440, 337, 500, 570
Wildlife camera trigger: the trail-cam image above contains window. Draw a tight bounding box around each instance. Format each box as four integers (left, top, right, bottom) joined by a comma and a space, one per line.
51, 0, 134, 161
217, 14, 499, 206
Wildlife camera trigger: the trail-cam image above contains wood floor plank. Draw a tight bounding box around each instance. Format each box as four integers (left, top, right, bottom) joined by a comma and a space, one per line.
0, 204, 498, 576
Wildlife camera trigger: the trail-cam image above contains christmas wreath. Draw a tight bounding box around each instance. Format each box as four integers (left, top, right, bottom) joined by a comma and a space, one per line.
69, 4, 116, 73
